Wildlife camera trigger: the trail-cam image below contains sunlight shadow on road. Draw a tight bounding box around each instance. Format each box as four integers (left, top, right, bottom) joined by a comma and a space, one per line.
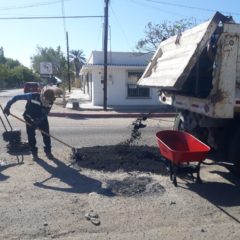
0, 163, 19, 181
33, 157, 115, 197
185, 181, 240, 207
184, 179, 240, 224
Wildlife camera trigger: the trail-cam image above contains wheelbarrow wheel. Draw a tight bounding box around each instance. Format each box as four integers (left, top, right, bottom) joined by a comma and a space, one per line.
173, 113, 185, 131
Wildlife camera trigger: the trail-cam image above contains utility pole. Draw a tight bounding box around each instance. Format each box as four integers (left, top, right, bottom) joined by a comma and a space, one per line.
103, 0, 109, 110
66, 31, 71, 92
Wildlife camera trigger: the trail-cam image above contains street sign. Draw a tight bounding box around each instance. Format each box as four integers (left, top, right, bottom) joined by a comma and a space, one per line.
40, 62, 53, 75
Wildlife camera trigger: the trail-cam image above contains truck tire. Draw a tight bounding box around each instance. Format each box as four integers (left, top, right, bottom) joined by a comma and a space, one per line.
173, 113, 184, 131
227, 129, 240, 176
173, 113, 208, 143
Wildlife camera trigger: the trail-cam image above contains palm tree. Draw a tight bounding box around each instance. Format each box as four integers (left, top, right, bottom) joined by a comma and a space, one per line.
69, 50, 86, 77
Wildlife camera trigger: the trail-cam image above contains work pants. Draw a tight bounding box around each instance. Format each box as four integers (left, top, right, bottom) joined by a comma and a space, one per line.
26, 118, 51, 154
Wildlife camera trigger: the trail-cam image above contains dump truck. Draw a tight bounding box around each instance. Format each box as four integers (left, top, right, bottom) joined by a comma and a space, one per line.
138, 12, 240, 173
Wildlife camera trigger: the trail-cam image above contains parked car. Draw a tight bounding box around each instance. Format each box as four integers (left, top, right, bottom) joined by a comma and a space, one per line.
23, 82, 41, 93
48, 76, 63, 87
40, 75, 63, 87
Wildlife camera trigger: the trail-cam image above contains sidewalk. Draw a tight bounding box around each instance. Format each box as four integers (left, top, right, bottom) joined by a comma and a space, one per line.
50, 88, 177, 119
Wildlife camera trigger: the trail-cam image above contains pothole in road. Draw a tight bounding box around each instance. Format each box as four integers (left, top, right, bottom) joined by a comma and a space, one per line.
107, 176, 166, 197
75, 145, 168, 175
74, 116, 169, 176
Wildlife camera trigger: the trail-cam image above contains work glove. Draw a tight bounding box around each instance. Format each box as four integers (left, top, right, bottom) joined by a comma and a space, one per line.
3, 107, 10, 116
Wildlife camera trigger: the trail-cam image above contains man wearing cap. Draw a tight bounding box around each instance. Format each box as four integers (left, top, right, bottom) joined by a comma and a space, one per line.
3, 88, 56, 160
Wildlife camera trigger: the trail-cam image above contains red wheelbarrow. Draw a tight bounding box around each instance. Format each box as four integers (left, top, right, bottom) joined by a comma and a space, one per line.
156, 130, 210, 186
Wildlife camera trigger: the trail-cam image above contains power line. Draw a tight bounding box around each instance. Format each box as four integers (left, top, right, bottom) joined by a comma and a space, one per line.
0, 15, 103, 20
144, 0, 240, 16
110, 5, 133, 51
0, 0, 71, 11
130, 0, 189, 18
93, 22, 104, 52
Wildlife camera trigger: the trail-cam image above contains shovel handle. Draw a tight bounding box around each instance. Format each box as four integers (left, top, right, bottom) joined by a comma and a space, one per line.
9, 113, 74, 150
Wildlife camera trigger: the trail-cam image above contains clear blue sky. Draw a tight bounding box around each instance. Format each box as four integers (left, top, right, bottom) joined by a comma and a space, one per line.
0, 0, 240, 68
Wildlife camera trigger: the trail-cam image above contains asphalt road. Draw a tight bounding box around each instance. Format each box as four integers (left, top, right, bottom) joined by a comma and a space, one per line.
0, 88, 174, 153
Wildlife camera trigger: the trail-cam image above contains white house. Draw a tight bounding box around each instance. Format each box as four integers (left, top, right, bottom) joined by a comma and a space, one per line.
79, 51, 160, 107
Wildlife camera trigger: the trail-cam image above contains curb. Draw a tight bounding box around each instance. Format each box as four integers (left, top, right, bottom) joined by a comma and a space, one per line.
49, 112, 177, 119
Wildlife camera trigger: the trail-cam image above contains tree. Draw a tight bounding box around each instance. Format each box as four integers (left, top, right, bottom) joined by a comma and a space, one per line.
69, 50, 86, 77
136, 18, 196, 52
5, 58, 21, 69
0, 64, 10, 87
0, 46, 39, 88
31, 46, 67, 79
10, 65, 40, 85
31, 46, 86, 90
0, 64, 39, 88
0, 47, 6, 64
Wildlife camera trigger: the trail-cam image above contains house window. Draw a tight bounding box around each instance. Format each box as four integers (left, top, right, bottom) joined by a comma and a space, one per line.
127, 71, 150, 98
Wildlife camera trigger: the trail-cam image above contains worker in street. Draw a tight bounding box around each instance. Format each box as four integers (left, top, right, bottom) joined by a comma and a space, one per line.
3, 88, 56, 160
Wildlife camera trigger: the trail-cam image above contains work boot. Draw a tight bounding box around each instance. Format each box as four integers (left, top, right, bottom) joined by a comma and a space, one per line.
32, 152, 39, 161
46, 152, 54, 160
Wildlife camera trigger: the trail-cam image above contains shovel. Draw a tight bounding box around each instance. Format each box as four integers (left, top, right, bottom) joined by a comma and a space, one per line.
8, 112, 83, 161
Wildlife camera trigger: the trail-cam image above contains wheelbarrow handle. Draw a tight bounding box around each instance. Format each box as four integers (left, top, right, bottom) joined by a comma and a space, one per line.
9, 113, 74, 150
0, 104, 13, 131
0, 115, 8, 131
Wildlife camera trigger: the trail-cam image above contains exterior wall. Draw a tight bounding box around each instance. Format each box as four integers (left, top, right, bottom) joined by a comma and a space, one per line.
91, 69, 103, 105
81, 51, 160, 107
91, 66, 159, 106
88, 51, 152, 66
